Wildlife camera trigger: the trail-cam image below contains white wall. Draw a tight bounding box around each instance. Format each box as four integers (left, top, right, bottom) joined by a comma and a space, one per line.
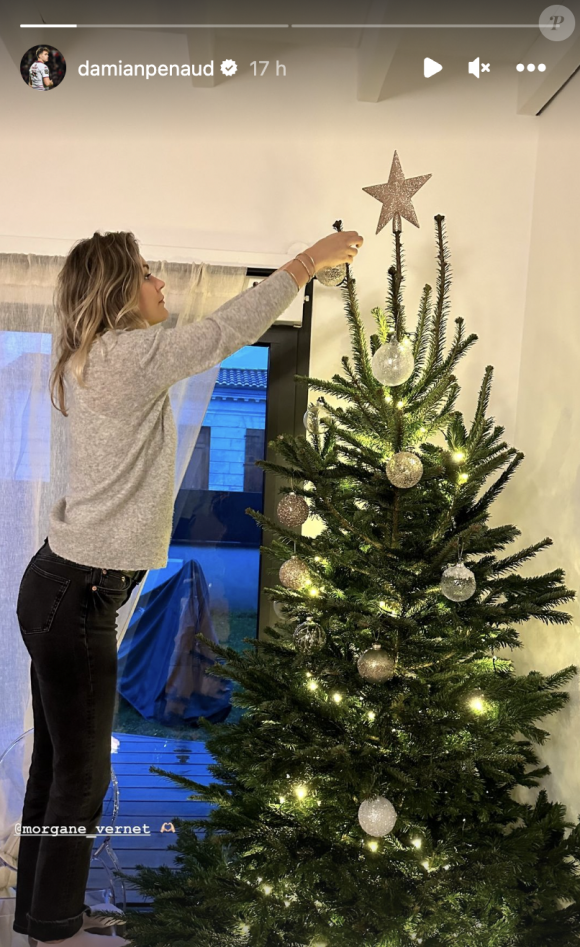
0, 32, 538, 433
499, 73, 580, 809
3, 31, 578, 805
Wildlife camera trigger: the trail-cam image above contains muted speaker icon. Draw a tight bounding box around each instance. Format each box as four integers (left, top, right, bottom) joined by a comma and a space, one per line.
468, 57, 480, 78
468, 57, 490, 77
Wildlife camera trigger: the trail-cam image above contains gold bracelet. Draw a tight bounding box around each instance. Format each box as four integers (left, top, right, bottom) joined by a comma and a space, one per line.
298, 251, 316, 275
281, 266, 301, 290
296, 252, 315, 278
294, 256, 313, 281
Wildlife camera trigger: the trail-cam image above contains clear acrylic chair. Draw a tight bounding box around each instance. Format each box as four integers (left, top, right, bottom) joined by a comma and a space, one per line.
0, 727, 126, 919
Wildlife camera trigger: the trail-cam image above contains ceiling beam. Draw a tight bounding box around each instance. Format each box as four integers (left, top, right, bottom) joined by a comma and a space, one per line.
155, 0, 219, 87
356, 0, 400, 102
517, 30, 580, 114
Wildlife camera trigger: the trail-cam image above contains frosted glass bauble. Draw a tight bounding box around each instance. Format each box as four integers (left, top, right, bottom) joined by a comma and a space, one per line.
303, 401, 329, 434
386, 451, 423, 489
357, 643, 396, 682
371, 337, 414, 386
273, 600, 291, 620
440, 562, 476, 602
358, 796, 397, 837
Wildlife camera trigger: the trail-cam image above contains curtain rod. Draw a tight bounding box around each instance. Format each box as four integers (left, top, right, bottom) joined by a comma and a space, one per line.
0, 247, 276, 278
0, 232, 292, 261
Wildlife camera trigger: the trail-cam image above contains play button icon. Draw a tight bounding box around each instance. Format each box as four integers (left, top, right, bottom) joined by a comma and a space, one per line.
424, 57, 443, 78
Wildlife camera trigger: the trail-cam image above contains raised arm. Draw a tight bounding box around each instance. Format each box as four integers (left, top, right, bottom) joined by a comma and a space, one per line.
133, 229, 363, 399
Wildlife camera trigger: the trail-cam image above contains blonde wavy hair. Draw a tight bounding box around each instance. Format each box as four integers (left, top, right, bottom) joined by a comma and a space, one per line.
49, 230, 151, 417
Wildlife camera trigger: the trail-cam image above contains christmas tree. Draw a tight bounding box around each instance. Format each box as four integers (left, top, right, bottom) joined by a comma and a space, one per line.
117, 157, 580, 947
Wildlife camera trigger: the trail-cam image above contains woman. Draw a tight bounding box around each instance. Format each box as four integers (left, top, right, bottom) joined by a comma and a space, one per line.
13, 227, 363, 946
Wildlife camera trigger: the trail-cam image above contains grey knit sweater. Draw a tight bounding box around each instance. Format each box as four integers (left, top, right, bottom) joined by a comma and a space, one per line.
48, 268, 299, 570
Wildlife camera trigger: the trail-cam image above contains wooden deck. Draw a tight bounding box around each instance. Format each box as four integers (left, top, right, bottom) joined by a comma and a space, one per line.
88, 731, 216, 908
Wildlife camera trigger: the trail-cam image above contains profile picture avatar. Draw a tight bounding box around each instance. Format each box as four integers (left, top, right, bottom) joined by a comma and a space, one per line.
20, 45, 66, 91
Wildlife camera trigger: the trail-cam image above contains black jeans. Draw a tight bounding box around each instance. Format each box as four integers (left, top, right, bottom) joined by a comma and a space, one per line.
12, 537, 146, 942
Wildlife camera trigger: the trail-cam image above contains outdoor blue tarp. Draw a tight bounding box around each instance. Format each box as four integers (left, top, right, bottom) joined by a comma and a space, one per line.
117, 558, 233, 725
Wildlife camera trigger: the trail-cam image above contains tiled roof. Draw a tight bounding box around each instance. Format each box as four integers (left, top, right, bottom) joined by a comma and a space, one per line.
215, 368, 267, 389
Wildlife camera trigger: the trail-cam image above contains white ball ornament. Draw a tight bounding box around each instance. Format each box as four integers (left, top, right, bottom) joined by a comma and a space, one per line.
358, 796, 397, 837
316, 263, 347, 286
277, 493, 310, 528
440, 562, 477, 602
386, 451, 423, 489
279, 555, 311, 590
357, 643, 396, 682
293, 619, 327, 653
371, 336, 414, 386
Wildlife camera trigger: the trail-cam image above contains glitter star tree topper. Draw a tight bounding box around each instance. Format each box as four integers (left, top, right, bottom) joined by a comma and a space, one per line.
363, 150, 431, 233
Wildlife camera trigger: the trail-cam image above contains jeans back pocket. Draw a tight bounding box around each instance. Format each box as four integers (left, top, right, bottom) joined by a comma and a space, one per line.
17, 561, 71, 635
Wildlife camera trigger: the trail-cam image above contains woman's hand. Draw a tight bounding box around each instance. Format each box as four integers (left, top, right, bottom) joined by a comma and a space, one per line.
306, 231, 364, 273
277, 230, 364, 290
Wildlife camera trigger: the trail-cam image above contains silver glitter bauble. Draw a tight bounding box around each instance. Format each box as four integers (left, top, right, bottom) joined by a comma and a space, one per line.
303, 400, 329, 434
357, 796, 397, 837
357, 643, 396, 682
386, 451, 423, 489
273, 600, 292, 620
440, 562, 477, 602
277, 493, 310, 528
293, 619, 327, 653
279, 556, 311, 590
371, 337, 414, 386
316, 263, 347, 286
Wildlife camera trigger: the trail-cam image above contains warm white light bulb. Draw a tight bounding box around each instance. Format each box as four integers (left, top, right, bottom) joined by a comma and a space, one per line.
295, 784, 308, 799
368, 840, 379, 852
262, 884, 272, 895
412, 838, 422, 849
309, 588, 320, 596
332, 692, 343, 703
308, 680, 318, 691
469, 696, 485, 714
452, 451, 465, 462
368, 711, 376, 721
397, 400, 404, 408
279, 795, 286, 804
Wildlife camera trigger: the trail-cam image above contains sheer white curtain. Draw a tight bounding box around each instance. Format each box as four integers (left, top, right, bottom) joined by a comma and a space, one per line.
0, 252, 248, 893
